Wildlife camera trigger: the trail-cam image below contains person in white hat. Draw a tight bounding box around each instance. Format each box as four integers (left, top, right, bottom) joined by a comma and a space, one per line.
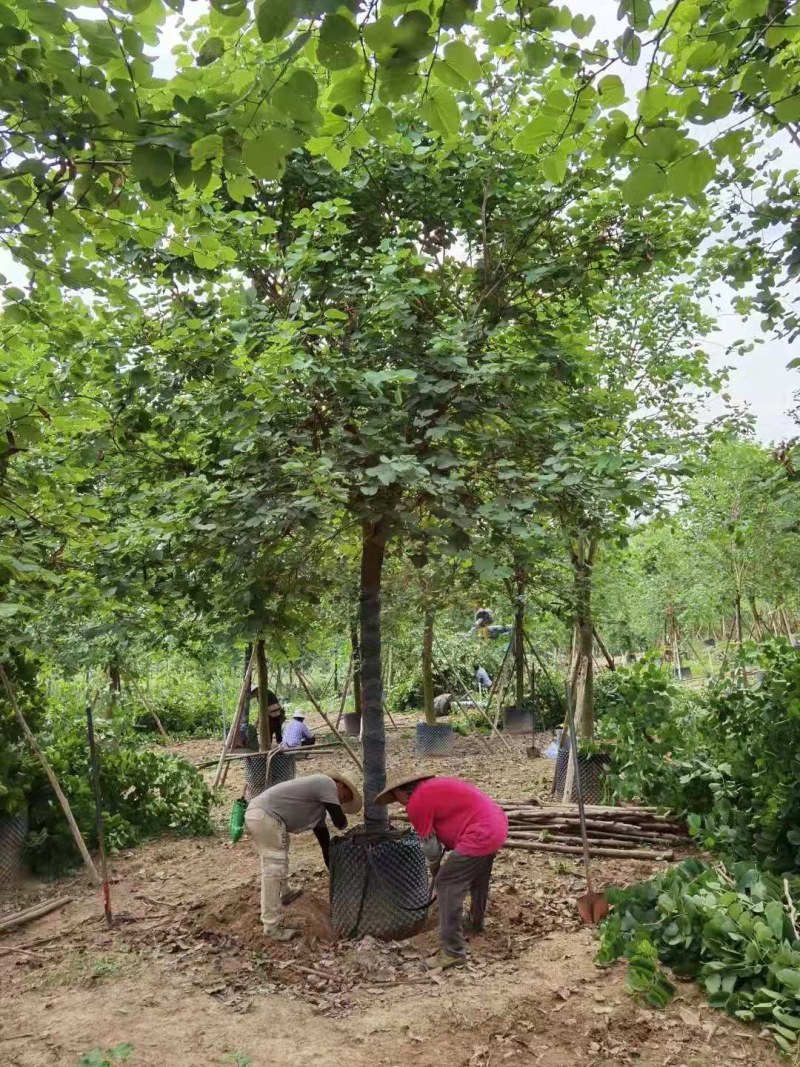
245, 772, 362, 941
281, 710, 316, 749
375, 771, 507, 969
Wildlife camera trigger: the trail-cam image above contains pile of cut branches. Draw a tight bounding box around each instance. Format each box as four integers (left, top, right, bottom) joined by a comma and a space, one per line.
498, 801, 691, 862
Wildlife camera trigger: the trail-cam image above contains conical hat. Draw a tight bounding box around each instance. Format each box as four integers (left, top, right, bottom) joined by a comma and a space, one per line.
373, 770, 437, 806
327, 772, 362, 814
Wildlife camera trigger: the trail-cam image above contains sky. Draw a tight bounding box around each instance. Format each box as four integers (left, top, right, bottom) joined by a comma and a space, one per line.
2, 0, 798, 443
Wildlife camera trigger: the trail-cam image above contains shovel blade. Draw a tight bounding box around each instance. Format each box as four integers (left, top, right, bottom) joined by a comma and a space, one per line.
577, 890, 609, 925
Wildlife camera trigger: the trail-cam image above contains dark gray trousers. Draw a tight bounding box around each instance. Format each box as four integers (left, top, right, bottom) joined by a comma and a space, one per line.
436, 850, 497, 958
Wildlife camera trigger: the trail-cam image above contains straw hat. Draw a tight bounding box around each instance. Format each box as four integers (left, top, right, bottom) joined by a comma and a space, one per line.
328, 772, 363, 815
292, 711, 305, 719
374, 770, 438, 806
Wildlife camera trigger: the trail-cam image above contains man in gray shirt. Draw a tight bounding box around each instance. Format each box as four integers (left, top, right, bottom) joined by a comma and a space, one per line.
245, 772, 362, 941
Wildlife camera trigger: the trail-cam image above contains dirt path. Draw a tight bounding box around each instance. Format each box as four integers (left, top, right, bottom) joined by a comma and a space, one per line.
0, 725, 782, 1067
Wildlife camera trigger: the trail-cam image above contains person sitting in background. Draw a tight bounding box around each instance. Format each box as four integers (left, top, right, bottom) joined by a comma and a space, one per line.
282, 710, 316, 748
474, 663, 492, 694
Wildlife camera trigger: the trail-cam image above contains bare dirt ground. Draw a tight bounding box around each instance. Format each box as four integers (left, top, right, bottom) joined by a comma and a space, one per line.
0, 714, 782, 1067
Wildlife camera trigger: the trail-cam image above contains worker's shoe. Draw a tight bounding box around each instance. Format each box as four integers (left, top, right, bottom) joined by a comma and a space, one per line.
266, 926, 300, 942
281, 888, 303, 906
466, 920, 484, 934
426, 951, 466, 971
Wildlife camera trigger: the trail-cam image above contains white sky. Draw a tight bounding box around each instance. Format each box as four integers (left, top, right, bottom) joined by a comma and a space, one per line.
2, 0, 797, 442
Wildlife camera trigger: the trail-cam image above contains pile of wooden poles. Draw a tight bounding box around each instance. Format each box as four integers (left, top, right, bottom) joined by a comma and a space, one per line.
498, 801, 691, 862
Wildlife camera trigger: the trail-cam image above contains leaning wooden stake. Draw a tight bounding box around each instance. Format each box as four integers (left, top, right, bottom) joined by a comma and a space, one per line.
212, 649, 255, 789
0, 665, 100, 886
291, 664, 364, 774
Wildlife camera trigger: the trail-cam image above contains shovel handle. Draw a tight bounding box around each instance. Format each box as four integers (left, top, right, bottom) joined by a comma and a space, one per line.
564, 684, 594, 896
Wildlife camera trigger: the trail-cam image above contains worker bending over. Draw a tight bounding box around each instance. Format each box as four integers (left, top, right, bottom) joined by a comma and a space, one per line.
245, 773, 362, 941
376, 772, 508, 970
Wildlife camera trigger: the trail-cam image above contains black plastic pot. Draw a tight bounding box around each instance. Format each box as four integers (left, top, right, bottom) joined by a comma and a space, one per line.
674, 666, 692, 679
415, 721, 454, 755
0, 811, 28, 888
267, 751, 296, 786
342, 712, 361, 737
329, 826, 430, 940
502, 705, 534, 735
551, 749, 611, 805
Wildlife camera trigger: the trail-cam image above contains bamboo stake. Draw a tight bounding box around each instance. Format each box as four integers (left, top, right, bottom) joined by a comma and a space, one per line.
212, 649, 255, 789
0, 896, 73, 933
290, 665, 364, 774
0, 665, 100, 886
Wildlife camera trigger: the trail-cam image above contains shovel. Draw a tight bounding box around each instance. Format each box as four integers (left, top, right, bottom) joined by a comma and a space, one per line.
564, 684, 609, 924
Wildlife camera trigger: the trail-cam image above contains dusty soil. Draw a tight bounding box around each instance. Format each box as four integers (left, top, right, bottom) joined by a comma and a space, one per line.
0, 716, 782, 1067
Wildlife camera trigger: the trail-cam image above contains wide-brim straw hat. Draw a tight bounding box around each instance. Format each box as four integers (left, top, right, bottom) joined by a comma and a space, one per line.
374, 770, 438, 806
328, 772, 363, 814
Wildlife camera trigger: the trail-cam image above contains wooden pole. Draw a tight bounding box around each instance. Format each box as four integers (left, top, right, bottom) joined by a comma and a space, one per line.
291, 664, 364, 774
592, 626, 616, 672
0, 896, 73, 933
86, 699, 112, 926
213, 649, 255, 789
0, 665, 100, 886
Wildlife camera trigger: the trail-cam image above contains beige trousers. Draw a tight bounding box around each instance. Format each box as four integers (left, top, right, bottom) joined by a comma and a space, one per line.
244, 808, 289, 933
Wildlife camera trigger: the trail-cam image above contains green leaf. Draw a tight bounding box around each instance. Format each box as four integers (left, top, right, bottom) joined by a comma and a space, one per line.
571, 13, 595, 37
365, 105, 395, 141
318, 12, 359, 70
442, 40, 482, 84
598, 75, 625, 107
273, 69, 319, 121
190, 134, 223, 168
541, 151, 568, 184
638, 85, 670, 121
621, 163, 666, 204
618, 28, 642, 65
774, 95, 800, 124
241, 130, 297, 180
196, 36, 224, 66
421, 88, 460, 136
256, 0, 295, 43
324, 142, 351, 170
667, 151, 715, 198
329, 71, 365, 112
514, 112, 558, 152
225, 175, 255, 203
131, 144, 173, 186
776, 969, 800, 992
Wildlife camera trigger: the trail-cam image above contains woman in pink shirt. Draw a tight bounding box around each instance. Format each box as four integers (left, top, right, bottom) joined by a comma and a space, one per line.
375, 772, 508, 969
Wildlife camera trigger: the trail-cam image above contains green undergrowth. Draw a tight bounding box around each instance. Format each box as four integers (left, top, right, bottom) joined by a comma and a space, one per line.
597, 858, 800, 1054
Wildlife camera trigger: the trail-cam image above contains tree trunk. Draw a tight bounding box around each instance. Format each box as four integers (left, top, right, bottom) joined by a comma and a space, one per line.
360, 519, 388, 827
422, 607, 435, 725
109, 663, 121, 694
255, 639, 270, 748
571, 532, 596, 740
349, 614, 362, 718
514, 571, 525, 710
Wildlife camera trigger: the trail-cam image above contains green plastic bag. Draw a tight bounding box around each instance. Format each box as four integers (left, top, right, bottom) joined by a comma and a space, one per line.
229, 797, 247, 844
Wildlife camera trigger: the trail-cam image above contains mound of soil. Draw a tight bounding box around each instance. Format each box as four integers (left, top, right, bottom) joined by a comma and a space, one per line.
189, 882, 336, 948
